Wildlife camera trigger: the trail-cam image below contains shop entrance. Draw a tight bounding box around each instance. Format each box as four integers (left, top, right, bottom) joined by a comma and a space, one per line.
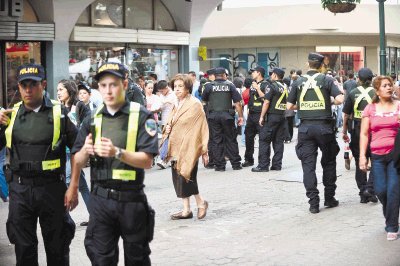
0, 42, 42, 107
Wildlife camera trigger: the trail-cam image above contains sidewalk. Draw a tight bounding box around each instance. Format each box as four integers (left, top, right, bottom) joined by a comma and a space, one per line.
1, 131, 400, 265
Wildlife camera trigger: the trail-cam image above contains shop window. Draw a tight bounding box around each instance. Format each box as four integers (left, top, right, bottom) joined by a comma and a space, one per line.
316, 46, 364, 76
93, 0, 123, 27
6, 42, 41, 107
76, 6, 90, 26
154, 0, 176, 31
126, 0, 152, 29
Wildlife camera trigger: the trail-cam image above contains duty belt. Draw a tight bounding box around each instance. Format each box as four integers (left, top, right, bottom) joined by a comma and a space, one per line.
92, 184, 146, 202
13, 175, 63, 186
301, 119, 331, 125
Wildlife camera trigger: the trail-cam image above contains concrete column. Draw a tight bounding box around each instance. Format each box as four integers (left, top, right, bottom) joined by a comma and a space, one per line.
45, 40, 69, 98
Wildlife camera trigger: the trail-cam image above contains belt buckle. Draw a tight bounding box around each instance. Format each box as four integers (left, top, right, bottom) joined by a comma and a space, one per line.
110, 189, 117, 200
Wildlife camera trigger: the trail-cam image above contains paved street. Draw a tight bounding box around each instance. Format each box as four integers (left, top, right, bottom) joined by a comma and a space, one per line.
1, 131, 400, 265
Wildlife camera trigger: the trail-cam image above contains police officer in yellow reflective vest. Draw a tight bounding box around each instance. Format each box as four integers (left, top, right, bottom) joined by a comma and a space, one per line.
254, 68, 287, 172
242, 66, 268, 167
287, 53, 344, 214
71, 63, 158, 265
342, 67, 378, 204
0, 64, 78, 265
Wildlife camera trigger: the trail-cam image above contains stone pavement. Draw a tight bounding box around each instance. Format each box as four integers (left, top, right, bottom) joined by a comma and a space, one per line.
1, 131, 400, 265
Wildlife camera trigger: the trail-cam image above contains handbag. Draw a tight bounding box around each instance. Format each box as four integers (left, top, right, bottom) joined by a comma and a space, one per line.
159, 138, 169, 161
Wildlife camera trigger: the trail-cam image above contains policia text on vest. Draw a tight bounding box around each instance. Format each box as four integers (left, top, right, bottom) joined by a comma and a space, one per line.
71, 62, 159, 265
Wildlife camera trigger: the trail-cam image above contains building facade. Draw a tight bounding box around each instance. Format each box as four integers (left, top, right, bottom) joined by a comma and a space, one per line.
0, 0, 222, 107
200, 4, 400, 78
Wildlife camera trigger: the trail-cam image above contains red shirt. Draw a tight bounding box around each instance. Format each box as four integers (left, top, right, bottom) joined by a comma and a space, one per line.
242, 88, 250, 106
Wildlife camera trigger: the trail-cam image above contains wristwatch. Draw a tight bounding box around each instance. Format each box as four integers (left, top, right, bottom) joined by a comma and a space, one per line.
114, 147, 124, 160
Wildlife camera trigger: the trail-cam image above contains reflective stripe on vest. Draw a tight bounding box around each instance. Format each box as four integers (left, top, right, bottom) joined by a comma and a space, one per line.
253, 94, 262, 106
5, 100, 62, 170
275, 81, 288, 110
299, 73, 325, 110
353, 86, 374, 119
94, 102, 140, 181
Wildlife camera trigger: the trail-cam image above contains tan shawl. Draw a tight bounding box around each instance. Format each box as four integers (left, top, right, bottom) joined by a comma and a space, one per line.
161, 95, 209, 181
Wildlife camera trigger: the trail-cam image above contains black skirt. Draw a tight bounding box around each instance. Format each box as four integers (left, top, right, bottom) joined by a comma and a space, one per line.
171, 161, 199, 198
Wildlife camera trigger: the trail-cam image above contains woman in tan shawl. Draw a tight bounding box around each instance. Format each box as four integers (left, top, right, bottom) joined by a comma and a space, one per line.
161, 74, 209, 220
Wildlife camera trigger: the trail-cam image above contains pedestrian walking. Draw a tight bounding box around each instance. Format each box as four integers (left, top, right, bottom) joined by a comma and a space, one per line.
342, 68, 378, 204
161, 74, 209, 220
0, 64, 78, 265
242, 66, 268, 167
71, 62, 158, 264
253, 68, 287, 172
287, 53, 344, 214
202, 67, 244, 171
360, 75, 400, 241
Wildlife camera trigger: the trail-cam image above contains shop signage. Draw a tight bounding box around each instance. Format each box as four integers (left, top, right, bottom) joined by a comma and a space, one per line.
0, 0, 23, 21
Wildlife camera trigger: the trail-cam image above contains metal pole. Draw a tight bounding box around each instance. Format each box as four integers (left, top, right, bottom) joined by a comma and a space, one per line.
377, 0, 387, 75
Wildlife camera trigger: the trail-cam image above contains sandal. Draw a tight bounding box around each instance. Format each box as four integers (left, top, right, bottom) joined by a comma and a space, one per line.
197, 200, 209, 219
387, 232, 398, 241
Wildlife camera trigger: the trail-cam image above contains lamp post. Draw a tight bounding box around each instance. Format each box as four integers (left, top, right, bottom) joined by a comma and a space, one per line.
377, 0, 387, 75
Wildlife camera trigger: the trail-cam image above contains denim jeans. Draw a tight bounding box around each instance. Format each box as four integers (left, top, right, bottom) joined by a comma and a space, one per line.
0, 147, 8, 199
66, 152, 90, 212
371, 153, 400, 233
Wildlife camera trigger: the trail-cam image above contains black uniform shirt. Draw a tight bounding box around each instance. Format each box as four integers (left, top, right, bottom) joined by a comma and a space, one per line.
342, 85, 376, 120
287, 70, 341, 119
0, 96, 77, 150
71, 101, 159, 157
202, 79, 242, 103
248, 80, 268, 112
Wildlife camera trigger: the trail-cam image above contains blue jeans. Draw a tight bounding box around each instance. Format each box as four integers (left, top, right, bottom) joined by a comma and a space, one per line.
371, 153, 400, 232
0, 147, 8, 199
66, 152, 90, 212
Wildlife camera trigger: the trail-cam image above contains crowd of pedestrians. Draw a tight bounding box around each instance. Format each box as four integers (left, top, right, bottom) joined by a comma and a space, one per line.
1, 50, 400, 265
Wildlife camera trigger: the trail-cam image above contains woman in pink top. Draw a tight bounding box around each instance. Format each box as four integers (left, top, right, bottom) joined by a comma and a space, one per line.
360, 76, 400, 241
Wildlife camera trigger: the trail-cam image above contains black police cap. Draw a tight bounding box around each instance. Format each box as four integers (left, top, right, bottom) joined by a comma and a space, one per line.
214, 67, 227, 75
272, 67, 285, 78
94, 62, 127, 81
78, 81, 91, 93
308, 53, 325, 63
206, 68, 216, 75
358, 68, 374, 81
249, 66, 266, 77
17, 64, 45, 82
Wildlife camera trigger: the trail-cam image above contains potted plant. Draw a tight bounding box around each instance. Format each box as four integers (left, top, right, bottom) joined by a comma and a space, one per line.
321, 0, 361, 14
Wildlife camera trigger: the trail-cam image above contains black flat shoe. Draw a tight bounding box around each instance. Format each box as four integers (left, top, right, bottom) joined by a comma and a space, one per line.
324, 197, 339, 208
241, 161, 254, 167
309, 205, 319, 214
170, 211, 193, 220
251, 167, 269, 172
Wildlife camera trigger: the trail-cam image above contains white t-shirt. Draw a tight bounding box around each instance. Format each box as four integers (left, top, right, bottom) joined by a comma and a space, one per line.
159, 89, 177, 126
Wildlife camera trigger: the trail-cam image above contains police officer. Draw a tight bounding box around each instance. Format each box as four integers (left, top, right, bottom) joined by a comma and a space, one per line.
0, 64, 78, 265
71, 62, 158, 265
242, 66, 268, 167
202, 67, 243, 171
342, 67, 378, 203
287, 53, 344, 214
125, 71, 146, 106
201, 68, 218, 169
253, 68, 287, 172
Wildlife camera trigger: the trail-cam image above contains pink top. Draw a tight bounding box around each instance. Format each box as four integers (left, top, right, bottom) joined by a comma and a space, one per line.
363, 102, 400, 155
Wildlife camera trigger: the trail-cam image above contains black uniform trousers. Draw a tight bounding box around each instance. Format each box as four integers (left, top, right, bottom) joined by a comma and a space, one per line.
258, 113, 286, 169
244, 112, 261, 164
350, 120, 374, 195
284, 116, 294, 142
295, 121, 340, 206
208, 112, 241, 170
85, 187, 151, 266
6, 177, 75, 266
